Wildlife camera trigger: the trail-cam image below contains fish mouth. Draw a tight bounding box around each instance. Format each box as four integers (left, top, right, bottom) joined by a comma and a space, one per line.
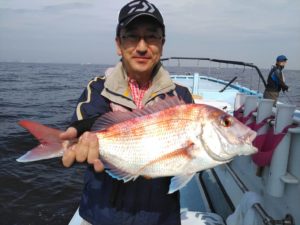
237, 129, 258, 154
211, 126, 257, 158
239, 129, 257, 144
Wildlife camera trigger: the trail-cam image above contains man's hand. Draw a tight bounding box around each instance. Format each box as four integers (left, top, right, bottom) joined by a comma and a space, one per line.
60, 127, 104, 172
282, 85, 289, 92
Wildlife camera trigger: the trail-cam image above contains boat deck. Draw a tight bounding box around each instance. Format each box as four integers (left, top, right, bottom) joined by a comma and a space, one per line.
180, 176, 206, 212
171, 74, 241, 113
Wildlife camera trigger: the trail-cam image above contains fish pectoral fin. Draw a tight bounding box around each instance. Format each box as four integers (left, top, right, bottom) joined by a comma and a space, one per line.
103, 160, 138, 182
184, 140, 199, 159
168, 173, 195, 194
137, 143, 196, 175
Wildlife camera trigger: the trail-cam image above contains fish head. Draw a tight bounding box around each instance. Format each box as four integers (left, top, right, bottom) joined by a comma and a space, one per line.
198, 105, 257, 161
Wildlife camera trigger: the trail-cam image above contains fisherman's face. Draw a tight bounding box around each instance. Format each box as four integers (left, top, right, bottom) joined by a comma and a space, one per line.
278, 61, 287, 67
116, 17, 165, 77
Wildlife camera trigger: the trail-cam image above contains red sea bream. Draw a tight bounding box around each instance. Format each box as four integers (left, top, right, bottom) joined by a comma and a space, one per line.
17, 96, 257, 193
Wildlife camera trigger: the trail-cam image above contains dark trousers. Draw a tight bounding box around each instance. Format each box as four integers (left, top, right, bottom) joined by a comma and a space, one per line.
263, 90, 279, 105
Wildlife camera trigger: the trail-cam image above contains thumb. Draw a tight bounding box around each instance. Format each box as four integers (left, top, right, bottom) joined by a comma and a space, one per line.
60, 127, 78, 140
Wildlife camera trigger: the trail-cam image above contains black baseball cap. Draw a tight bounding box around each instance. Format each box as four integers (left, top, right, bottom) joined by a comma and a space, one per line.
117, 0, 165, 36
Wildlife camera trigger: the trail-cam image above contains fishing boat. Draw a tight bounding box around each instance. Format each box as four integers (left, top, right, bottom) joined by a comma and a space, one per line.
69, 57, 300, 225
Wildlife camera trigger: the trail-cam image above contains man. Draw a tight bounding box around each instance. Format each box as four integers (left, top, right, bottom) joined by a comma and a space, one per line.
60, 1, 193, 224
263, 55, 289, 105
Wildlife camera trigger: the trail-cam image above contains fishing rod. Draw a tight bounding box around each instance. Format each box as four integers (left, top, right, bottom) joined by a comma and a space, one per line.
219, 76, 238, 93
283, 91, 295, 105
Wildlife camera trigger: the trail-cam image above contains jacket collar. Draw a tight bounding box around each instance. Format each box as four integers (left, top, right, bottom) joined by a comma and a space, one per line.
102, 61, 175, 109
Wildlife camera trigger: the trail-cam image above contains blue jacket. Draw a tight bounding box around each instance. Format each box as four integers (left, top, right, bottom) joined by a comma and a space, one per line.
70, 62, 193, 225
265, 65, 288, 92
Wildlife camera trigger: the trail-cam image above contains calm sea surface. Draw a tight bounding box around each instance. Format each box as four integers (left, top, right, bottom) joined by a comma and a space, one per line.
0, 62, 299, 225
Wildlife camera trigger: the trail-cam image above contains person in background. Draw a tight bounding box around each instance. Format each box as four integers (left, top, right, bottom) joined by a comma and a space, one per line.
263, 55, 289, 105
60, 1, 193, 225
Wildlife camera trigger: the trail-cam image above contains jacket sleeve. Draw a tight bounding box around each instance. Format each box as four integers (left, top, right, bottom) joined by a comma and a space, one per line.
69, 77, 111, 136
175, 84, 194, 104
274, 69, 288, 91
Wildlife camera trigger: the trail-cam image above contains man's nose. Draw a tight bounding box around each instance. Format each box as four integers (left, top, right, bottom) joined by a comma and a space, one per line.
136, 38, 148, 53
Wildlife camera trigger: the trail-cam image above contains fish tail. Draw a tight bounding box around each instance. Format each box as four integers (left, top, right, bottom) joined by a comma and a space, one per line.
16, 120, 64, 162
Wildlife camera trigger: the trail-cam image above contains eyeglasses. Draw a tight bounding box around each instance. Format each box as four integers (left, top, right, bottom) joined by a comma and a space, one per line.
121, 33, 163, 45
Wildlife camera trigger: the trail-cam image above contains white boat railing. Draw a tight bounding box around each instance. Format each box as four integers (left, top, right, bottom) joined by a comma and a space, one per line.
162, 56, 268, 94
227, 92, 299, 224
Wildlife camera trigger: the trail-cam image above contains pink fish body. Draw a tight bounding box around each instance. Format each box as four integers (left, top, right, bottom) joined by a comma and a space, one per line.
17, 97, 257, 193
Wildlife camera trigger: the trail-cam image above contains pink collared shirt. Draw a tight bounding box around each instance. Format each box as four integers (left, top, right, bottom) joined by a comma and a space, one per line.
128, 78, 150, 109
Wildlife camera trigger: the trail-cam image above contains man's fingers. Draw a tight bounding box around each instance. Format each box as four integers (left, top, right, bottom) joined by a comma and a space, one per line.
93, 159, 104, 172
61, 130, 103, 171
60, 127, 78, 140
75, 132, 89, 162
62, 147, 76, 167
87, 133, 99, 164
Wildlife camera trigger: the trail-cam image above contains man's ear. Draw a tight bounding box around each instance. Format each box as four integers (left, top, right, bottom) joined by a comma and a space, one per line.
115, 37, 122, 56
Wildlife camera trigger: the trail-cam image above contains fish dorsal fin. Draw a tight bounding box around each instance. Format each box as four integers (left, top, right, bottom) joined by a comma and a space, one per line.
91, 95, 186, 131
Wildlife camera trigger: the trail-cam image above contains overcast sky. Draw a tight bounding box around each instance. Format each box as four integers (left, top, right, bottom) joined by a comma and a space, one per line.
0, 0, 299, 69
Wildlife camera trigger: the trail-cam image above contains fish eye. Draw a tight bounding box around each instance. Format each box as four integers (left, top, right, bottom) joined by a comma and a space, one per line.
220, 115, 232, 127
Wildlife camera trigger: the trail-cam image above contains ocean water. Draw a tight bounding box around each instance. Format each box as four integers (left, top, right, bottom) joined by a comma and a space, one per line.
0, 62, 299, 225
0, 62, 109, 225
